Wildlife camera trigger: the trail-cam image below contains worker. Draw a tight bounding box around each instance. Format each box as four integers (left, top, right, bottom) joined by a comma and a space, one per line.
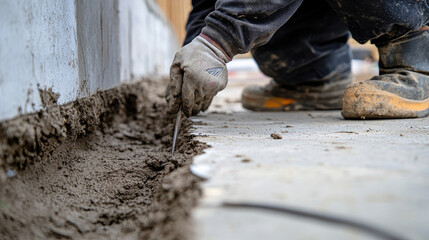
166, 0, 429, 119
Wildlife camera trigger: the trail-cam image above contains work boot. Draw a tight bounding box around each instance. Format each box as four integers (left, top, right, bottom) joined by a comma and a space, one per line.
241, 75, 352, 111
342, 29, 429, 119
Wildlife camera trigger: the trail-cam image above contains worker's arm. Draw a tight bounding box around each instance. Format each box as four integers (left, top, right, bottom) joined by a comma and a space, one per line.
183, 0, 216, 46
167, 0, 303, 117
202, 0, 303, 57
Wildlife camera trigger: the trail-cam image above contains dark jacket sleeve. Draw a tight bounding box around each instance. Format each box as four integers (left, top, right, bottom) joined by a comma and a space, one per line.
201, 0, 303, 58
183, 0, 217, 46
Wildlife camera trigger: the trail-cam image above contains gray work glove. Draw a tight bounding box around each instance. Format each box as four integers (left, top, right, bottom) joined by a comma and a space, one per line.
166, 35, 231, 117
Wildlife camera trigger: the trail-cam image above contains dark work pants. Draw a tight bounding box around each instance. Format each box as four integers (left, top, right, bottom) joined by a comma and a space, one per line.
251, 0, 352, 85
185, 0, 429, 85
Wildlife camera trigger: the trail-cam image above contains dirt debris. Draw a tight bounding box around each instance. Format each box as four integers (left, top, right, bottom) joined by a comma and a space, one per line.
334, 131, 359, 134
335, 146, 350, 150
270, 133, 283, 139
38, 87, 60, 108
0, 78, 207, 240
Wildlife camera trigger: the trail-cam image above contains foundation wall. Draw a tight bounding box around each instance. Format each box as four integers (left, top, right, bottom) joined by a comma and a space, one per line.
0, 0, 178, 121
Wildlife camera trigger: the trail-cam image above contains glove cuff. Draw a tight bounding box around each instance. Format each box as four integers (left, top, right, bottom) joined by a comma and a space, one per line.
198, 34, 232, 63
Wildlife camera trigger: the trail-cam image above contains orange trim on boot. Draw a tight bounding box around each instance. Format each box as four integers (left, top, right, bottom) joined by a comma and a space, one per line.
263, 97, 296, 108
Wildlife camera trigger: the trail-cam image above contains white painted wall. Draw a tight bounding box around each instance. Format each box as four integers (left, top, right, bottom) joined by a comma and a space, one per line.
0, 0, 79, 120
0, 0, 178, 121
120, 0, 178, 82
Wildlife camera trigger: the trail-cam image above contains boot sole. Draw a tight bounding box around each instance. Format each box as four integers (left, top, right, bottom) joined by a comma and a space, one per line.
242, 91, 342, 111
342, 87, 429, 119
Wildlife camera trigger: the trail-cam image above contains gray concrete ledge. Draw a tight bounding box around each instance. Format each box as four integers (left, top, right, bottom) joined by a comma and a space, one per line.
190, 83, 429, 240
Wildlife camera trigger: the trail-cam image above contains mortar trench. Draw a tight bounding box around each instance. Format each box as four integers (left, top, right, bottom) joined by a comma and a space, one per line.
0, 80, 205, 240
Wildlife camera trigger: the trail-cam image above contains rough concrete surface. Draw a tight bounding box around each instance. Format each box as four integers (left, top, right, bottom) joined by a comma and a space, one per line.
0, 79, 206, 239
190, 75, 429, 240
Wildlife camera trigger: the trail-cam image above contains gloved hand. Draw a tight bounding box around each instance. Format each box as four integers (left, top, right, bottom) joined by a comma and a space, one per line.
166, 35, 231, 117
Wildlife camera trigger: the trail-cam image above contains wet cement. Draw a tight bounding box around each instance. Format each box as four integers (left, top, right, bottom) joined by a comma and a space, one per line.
0, 79, 206, 239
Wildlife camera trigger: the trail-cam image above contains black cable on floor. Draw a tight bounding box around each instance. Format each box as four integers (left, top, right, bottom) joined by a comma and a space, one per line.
222, 202, 406, 240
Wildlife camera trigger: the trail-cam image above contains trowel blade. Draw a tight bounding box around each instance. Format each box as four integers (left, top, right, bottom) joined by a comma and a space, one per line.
172, 106, 182, 157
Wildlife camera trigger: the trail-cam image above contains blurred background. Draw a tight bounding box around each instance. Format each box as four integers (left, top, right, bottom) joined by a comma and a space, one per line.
157, 0, 192, 46
156, 0, 378, 111
0, 0, 378, 121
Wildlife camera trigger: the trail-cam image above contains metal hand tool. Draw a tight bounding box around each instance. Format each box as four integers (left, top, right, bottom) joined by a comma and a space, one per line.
171, 106, 182, 157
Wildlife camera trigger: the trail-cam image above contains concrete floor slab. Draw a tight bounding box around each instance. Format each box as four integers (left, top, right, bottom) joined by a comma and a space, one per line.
189, 77, 429, 240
